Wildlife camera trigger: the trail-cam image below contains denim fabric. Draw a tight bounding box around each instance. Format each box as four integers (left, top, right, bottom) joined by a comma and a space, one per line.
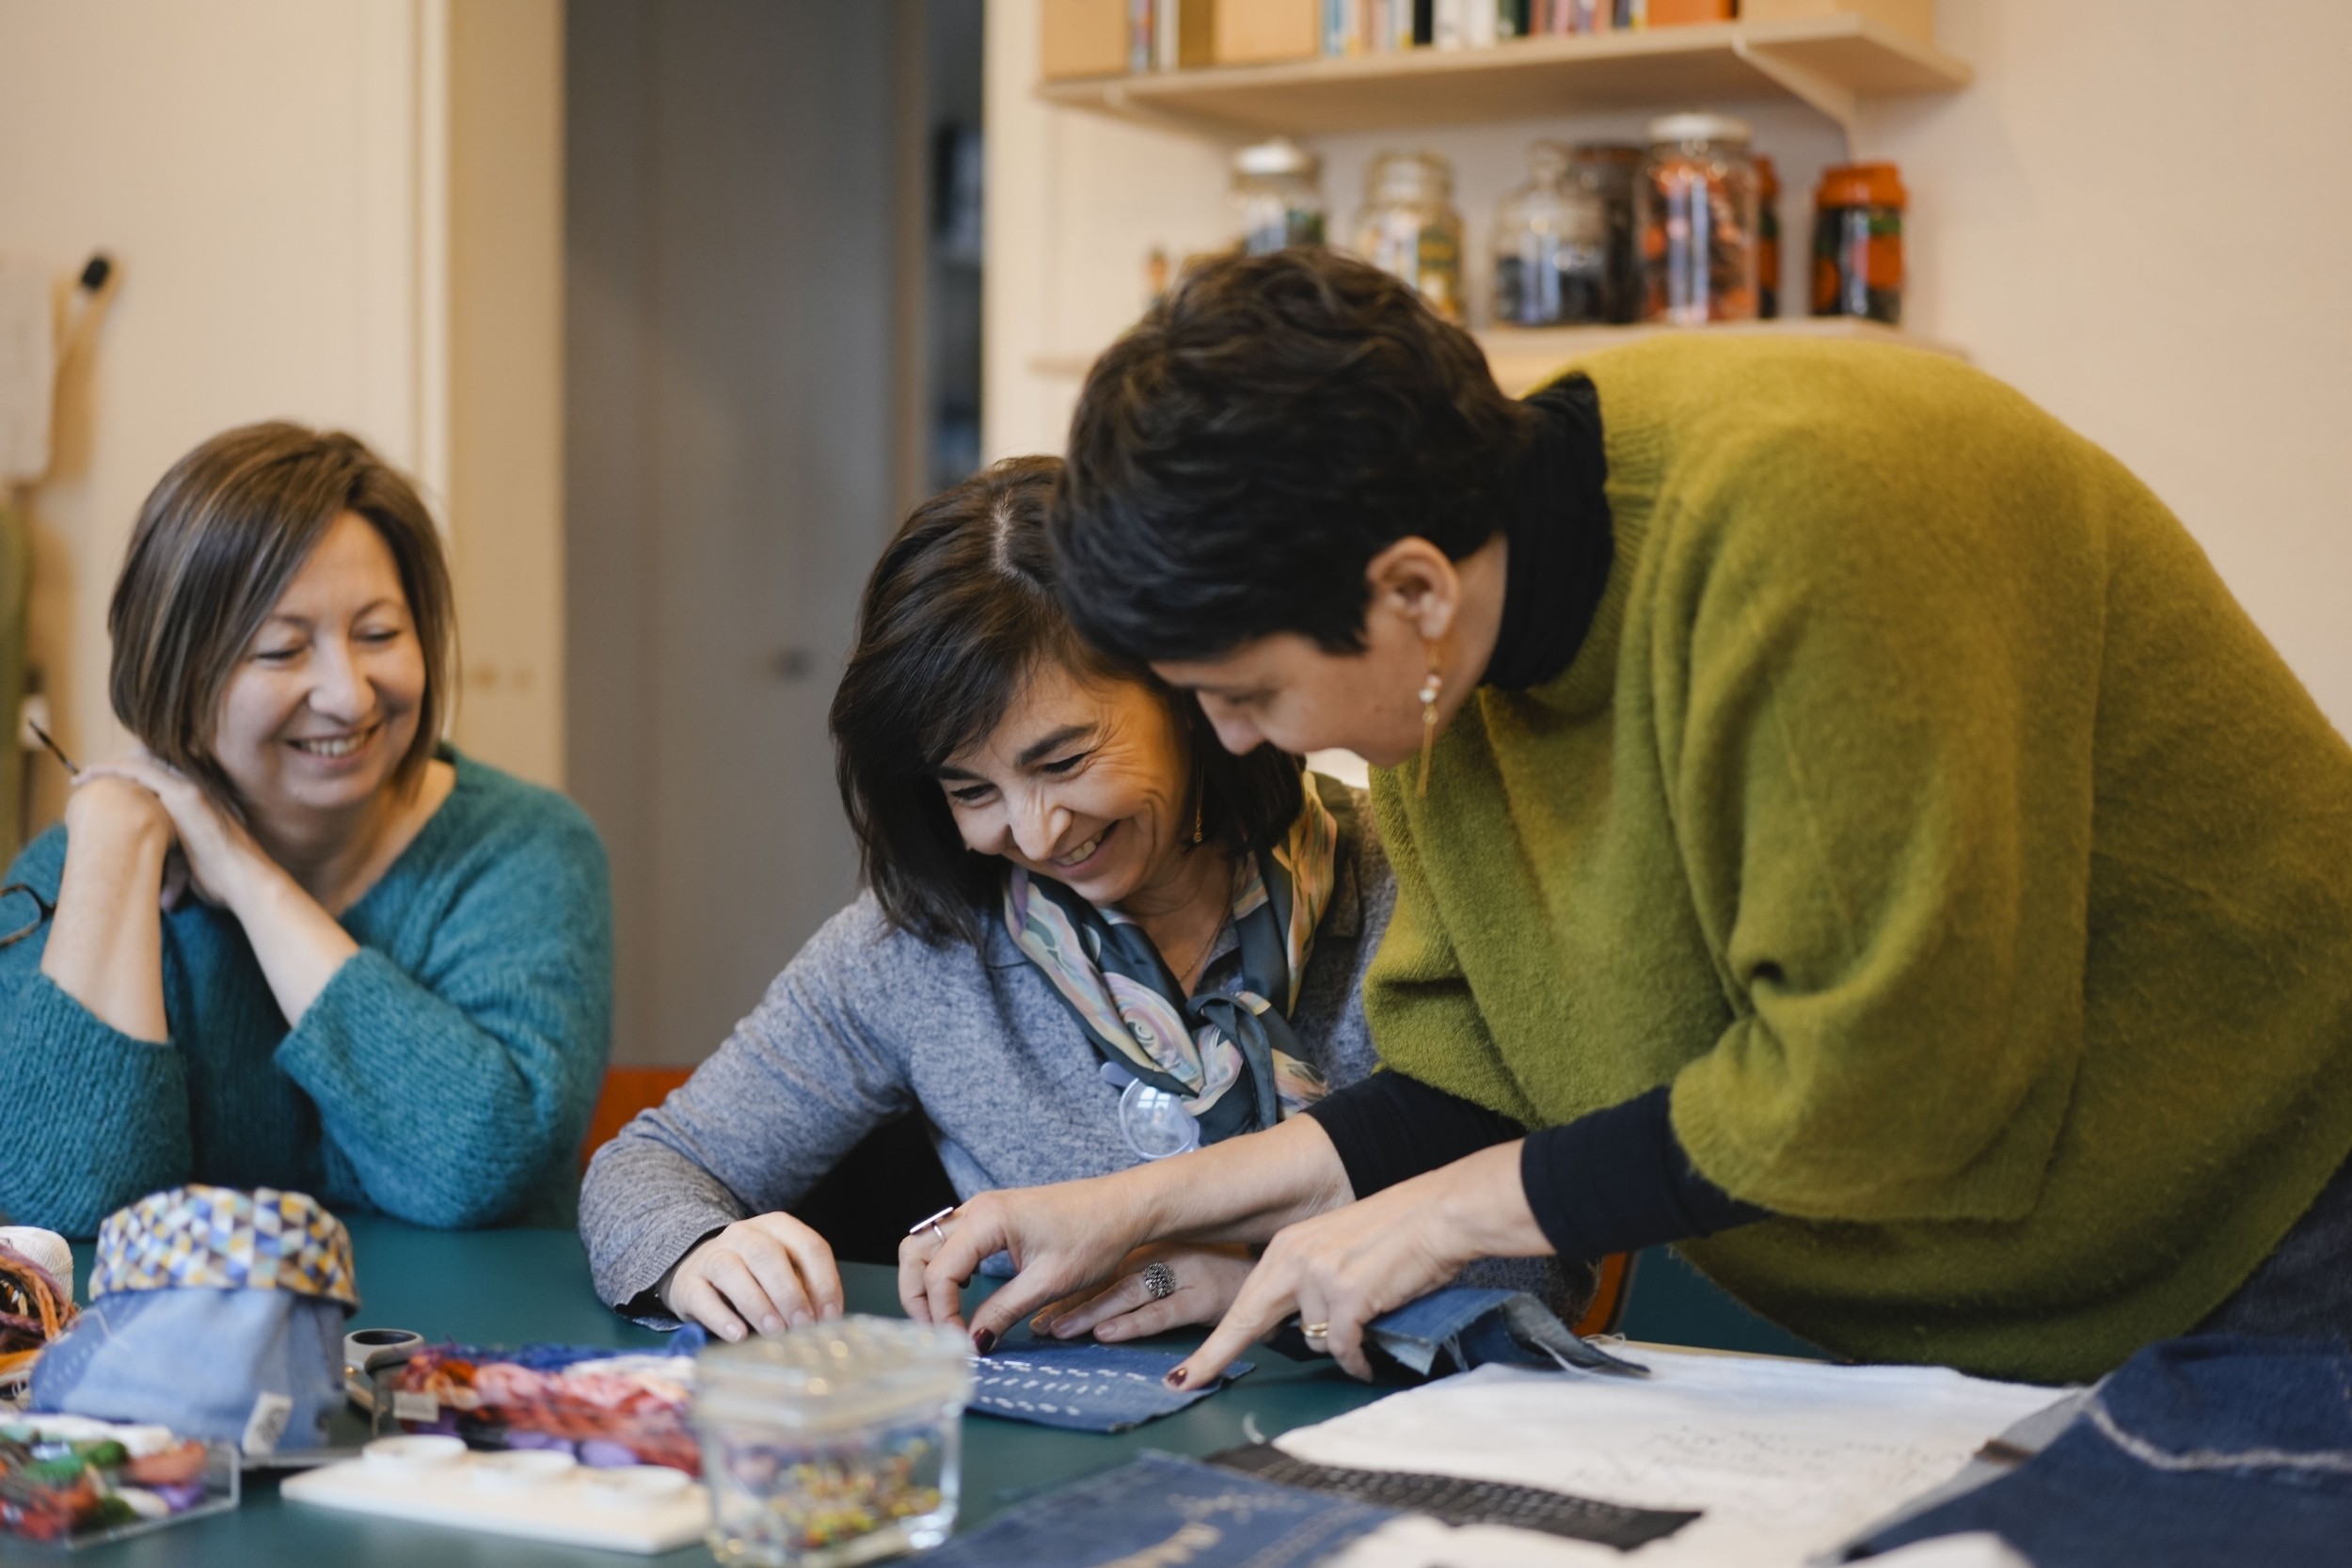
1362, 1286, 1648, 1378
923, 1452, 1395, 1568
968, 1341, 1253, 1433
2197, 1143, 2352, 1342
30, 1287, 345, 1452
1856, 1337, 2352, 1566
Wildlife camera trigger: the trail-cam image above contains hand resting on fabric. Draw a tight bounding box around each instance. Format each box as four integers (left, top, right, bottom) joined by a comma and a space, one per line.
1172, 1139, 1549, 1386
899, 1114, 1356, 1351
1027, 1243, 1257, 1343
660, 1212, 847, 1341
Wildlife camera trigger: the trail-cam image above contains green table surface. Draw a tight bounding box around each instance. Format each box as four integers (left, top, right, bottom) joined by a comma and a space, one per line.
55, 1216, 1391, 1565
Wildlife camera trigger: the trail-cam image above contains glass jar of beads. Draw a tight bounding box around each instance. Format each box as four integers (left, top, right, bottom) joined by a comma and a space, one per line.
1353, 150, 1466, 325
1571, 144, 1645, 325
1493, 141, 1610, 326
692, 1318, 973, 1568
1229, 137, 1326, 256
1637, 113, 1760, 325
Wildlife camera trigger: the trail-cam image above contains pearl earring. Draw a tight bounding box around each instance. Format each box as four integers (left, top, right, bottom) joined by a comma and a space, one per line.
1417, 667, 1443, 799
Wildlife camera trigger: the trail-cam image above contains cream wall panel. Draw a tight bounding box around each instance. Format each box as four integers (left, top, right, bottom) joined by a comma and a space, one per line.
448, 0, 565, 787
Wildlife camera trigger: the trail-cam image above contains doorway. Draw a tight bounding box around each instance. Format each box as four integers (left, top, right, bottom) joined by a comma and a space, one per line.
564, 0, 985, 1069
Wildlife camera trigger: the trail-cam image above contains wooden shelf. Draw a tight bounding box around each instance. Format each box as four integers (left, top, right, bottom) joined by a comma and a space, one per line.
1037, 16, 1969, 141
1032, 316, 1966, 400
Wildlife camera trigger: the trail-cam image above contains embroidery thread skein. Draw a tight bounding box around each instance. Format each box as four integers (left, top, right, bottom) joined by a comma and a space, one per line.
0, 1236, 77, 1389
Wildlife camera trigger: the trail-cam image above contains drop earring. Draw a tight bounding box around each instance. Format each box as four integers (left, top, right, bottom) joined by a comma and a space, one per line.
1417, 665, 1443, 799
1191, 759, 1205, 845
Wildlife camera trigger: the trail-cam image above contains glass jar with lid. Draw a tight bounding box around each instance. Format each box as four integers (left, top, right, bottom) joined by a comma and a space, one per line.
1353, 150, 1465, 325
1229, 137, 1327, 256
1638, 112, 1761, 325
692, 1317, 974, 1567
1571, 144, 1645, 325
1493, 141, 1610, 326
1811, 162, 1908, 325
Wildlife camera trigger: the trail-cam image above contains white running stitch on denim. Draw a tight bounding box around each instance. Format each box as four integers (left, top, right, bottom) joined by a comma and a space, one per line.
2086, 1396, 2352, 1476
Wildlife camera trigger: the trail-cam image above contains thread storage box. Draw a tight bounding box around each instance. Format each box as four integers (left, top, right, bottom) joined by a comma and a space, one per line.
692, 1318, 974, 1568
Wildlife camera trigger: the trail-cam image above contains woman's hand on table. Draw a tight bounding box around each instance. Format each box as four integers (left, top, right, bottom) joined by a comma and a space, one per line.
1171, 1139, 1546, 1386
662, 1213, 846, 1341
1027, 1243, 1257, 1343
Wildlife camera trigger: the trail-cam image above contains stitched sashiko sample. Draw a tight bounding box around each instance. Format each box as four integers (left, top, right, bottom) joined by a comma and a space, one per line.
924, 1451, 1393, 1568
1855, 1336, 2352, 1567
1210, 1442, 1698, 1551
967, 1340, 1253, 1433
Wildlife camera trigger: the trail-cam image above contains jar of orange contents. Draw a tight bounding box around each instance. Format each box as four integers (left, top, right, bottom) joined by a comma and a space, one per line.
1638, 114, 1760, 325
1811, 162, 1908, 325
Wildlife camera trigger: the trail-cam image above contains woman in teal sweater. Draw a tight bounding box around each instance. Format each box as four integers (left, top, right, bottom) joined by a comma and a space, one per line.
905, 249, 2352, 1387
0, 423, 611, 1235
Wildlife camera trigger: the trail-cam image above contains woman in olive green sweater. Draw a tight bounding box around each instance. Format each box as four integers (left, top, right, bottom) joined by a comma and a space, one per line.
900, 249, 2352, 1388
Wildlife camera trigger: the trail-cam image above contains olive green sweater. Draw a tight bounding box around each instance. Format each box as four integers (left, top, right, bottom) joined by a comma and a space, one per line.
1365, 335, 2352, 1385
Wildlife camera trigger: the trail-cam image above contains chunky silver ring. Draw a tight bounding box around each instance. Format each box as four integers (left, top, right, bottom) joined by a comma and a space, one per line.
909, 1205, 957, 1245
1139, 1261, 1176, 1301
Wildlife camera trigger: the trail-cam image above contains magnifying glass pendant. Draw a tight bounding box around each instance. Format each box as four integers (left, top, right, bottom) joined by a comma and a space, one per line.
1119, 1079, 1202, 1161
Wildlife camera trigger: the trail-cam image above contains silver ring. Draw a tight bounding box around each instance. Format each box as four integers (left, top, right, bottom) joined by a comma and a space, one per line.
1139, 1261, 1176, 1301
908, 1205, 957, 1244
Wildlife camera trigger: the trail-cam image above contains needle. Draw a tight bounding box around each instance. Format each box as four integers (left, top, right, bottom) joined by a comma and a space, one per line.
27, 722, 77, 777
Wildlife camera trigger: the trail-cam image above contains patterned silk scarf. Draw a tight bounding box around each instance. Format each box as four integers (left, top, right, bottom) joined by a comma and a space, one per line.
1003, 774, 1349, 1144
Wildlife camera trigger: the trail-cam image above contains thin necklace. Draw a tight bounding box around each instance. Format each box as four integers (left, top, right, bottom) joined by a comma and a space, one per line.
1171, 911, 1229, 994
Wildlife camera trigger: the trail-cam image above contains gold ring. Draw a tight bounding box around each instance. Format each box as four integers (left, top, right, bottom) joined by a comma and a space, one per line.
1301, 1321, 1330, 1342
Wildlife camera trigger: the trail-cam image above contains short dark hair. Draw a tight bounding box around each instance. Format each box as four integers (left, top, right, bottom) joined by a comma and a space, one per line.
831, 456, 1305, 945
109, 421, 454, 811
1054, 247, 1533, 664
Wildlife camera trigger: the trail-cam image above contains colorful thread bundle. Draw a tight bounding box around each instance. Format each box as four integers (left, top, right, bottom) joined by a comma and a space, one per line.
0, 1239, 76, 1390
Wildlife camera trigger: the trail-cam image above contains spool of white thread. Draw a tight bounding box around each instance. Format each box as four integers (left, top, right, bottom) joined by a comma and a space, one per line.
0, 1226, 72, 1291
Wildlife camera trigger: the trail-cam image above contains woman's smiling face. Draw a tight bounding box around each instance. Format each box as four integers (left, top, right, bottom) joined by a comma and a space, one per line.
210, 510, 428, 821
937, 658, 1194, 909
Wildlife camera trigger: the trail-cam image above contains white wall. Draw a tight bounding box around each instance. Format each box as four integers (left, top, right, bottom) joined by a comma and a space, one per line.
0, 0, 569, 837
0, 0, 426, 829
985, 0, 2352, 736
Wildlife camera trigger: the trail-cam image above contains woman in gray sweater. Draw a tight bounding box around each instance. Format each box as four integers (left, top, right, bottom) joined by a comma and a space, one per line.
580, 458, 1394, 1346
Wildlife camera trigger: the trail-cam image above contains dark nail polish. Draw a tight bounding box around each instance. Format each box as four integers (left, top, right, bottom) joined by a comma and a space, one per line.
973, 1329, 997, 1355
1165, 1367, 1189, 1388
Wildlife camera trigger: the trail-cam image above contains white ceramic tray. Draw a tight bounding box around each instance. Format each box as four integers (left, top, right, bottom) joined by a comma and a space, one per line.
280, 1437, 708, 1555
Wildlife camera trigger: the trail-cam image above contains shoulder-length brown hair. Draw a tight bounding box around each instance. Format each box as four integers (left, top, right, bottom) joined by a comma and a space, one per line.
830, 455, 1305, 945
108, 421, 454, 809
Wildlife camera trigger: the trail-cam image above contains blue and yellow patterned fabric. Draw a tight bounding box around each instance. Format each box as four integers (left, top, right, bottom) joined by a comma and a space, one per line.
31, 1187, 354, 1453
90, 1185, 358, 1307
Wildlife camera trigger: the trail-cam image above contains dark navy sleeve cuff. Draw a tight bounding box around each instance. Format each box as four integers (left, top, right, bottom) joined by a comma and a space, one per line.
1519, 1085, 1772, 1263
1302, 1072, 1525, 1199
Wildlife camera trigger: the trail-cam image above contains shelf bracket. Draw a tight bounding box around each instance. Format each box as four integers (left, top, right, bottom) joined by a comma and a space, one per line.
1732, 38, 1860, 150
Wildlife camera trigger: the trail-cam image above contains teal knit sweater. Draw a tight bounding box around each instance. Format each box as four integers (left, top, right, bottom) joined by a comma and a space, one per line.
0, 749, 612, 1236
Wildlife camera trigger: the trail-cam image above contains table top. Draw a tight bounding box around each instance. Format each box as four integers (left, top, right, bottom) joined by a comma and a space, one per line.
56, 1216, 1391, 1566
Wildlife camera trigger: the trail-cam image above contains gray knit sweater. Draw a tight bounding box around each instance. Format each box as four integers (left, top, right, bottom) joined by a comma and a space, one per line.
580, 799, 1395, 1321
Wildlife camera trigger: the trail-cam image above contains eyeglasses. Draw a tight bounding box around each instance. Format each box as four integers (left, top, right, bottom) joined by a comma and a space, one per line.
0, 884, 56, 950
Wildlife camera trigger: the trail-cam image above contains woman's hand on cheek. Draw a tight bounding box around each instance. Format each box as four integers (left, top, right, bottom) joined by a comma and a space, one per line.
76, 755, 273, 913
1029, 1243, 1256, 1343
